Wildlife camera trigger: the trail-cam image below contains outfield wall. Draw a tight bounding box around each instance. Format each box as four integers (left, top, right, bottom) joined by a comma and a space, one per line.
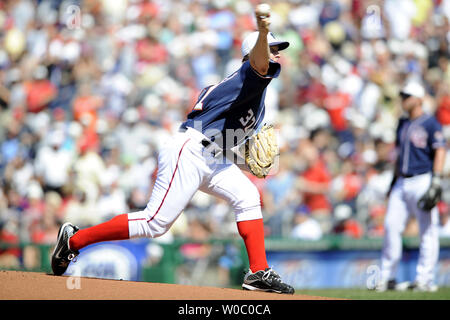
1, 237, 450, 289
265, 237, 450, 288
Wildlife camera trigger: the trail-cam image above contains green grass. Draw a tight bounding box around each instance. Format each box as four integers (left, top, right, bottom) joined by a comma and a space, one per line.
296, 288, 450, 300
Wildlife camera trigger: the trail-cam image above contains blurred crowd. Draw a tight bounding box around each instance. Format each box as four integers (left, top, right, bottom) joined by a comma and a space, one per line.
2, 0, 450, 267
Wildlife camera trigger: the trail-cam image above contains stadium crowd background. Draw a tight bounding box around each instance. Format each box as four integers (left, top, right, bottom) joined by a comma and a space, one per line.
1, 0, 450, 268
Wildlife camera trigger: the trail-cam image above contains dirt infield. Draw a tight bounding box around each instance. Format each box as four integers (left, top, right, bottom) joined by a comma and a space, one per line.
0, 271, 340, 300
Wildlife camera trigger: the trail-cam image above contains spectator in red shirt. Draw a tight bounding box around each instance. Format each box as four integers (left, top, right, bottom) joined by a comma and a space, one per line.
323, 89, 351, 133
24, 65, 57, 113
330, 158, 364, 210
0, 222, 20, 268
332, 204, 364, 239
296, 75, 328, 108
30, 192, 62, 244
73, 81, 103, 153
73, 81, 103, 132
136, 34, 168, 65
296, 140, 332, 217
436, 93, 450, 126
367, 205, 386, 238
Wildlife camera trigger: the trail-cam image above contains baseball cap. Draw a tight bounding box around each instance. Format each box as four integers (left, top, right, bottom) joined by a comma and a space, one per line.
241, 31, 289, 57
400, 81, 425, 98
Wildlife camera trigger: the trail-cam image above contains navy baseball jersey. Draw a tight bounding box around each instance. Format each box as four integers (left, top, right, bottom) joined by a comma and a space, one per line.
395, 114, 446, 176
180, 60, 281, 149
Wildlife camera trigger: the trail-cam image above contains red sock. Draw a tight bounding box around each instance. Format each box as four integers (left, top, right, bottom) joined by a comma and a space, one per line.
237, 218, 269, 272
69, 214, 130, 251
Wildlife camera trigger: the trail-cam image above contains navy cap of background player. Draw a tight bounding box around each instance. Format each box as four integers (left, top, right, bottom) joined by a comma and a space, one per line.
241, 31, 289, 57
400, 81, 425, 98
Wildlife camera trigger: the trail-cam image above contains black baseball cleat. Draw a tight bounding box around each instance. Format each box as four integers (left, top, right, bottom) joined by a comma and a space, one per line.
51, 222, 80, 276
375, 279, 397, 292
396, 281, 438, 292
242, 268, 295, 294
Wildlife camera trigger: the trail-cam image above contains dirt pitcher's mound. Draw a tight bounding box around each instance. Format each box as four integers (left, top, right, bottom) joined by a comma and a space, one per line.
0, 271, 341, 300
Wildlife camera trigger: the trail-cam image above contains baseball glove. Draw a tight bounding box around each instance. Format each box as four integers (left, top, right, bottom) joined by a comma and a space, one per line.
417, 175, 442, 211
241, 124, 279, 178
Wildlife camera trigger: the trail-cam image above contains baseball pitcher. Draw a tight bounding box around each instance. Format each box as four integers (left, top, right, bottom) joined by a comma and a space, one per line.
376, 81, 446, 292
51, 5, 295, 294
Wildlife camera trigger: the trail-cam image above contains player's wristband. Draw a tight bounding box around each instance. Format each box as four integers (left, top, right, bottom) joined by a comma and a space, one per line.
431, 174, 442, 186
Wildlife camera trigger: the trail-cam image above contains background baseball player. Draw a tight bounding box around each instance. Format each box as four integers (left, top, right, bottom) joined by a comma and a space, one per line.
376, 81, 446, 292
51, 4, 294, 294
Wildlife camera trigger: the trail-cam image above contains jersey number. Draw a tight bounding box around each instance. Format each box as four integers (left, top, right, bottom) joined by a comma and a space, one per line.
239, 109, 256, 132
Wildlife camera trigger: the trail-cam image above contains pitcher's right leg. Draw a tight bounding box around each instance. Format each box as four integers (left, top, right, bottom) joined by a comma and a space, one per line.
200, 163, 294, 294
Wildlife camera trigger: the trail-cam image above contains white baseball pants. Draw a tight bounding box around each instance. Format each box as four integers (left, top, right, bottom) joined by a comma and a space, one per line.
127, 127, 262, 238
380, 172, 440, 286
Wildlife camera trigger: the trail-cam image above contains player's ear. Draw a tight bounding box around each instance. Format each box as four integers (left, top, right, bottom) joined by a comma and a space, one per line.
415, 97, 423, 106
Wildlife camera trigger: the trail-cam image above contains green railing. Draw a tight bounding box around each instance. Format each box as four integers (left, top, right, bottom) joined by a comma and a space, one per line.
0, 242, 53, 273
142, 238, 249, 285
264, 235, 450, 251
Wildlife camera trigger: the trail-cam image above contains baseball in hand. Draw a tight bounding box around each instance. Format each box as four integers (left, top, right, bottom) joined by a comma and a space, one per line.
256, 3, 271, 18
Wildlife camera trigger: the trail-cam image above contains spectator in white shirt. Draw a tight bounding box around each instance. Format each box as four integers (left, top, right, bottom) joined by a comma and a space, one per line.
291, 205, 323, 241
34, 130, 73, 196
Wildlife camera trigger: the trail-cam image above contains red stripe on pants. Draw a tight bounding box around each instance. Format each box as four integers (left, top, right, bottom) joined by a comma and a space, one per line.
146, 138, 190, 223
